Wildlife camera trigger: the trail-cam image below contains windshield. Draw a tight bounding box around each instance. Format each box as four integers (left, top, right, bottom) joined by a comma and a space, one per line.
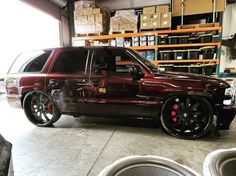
127, 49, 159, 73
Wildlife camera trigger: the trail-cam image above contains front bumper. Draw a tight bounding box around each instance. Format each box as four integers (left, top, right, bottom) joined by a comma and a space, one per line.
216, 105, 236, 130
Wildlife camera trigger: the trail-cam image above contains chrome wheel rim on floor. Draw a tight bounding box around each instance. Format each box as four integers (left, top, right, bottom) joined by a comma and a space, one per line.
99, 155, 200, 176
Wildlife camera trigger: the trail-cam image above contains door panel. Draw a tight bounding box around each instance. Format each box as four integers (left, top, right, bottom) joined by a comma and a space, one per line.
46, 48, 91, 114
46, 74, 90, 113
88, 48, 154, 117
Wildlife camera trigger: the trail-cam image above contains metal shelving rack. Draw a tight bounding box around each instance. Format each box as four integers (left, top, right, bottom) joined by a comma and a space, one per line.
72, 26, 222, 75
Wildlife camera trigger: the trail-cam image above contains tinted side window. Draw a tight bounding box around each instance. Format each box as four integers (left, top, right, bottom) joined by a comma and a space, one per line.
52, 49, 88, 74
9, 50, 52, 74
92, 48, 140, 76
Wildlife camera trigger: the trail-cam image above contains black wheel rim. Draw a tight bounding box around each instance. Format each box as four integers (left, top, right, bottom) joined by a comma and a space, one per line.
162, 96, 211, 138
30, 93, 53, 124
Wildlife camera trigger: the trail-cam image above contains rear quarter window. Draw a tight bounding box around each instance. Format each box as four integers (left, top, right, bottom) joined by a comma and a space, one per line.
8, 50, 52, 74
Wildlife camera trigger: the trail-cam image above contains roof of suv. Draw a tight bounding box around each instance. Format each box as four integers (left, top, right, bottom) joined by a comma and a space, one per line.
50, 46, 128, 51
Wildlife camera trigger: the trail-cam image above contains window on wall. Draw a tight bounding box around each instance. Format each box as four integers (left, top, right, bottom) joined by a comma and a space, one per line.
0, 1, 60, 75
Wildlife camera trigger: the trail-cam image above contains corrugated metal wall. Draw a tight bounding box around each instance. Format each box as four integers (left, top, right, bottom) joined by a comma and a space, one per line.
97, 0, 171, 10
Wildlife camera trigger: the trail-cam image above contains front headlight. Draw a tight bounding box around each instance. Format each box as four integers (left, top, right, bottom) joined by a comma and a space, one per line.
224, 87, 235, 105
225, 87, 235, 97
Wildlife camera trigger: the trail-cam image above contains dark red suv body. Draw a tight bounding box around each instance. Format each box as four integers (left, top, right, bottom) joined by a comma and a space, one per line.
5, 46, 236, 139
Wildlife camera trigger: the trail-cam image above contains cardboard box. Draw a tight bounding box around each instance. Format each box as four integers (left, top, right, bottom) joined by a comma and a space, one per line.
83, 8, 93, 15
156, 5, 169, 13
141, 22, 152, 29
160, 18, 171, 28
141, 15, 151, 22
111, 23, 119, 31
93, 8, 101, 14
87, 14, 95, 23
96, 13, 103, 23
151, 20, 161, 28
75, 9, 83, 16
96, 23, 103, 32
87, 24, 96, 31
143, 6, 156, 15
161, 12, 171, 19
173, 0, 225, 17
76, 15, 88, 24
152, 13, 161, 20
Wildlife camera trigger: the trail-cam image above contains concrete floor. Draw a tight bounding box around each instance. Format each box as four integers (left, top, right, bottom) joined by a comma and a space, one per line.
0, 96, 236, 176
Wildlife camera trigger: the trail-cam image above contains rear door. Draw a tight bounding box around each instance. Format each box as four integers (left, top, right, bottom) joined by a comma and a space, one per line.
46, 48, 91, 114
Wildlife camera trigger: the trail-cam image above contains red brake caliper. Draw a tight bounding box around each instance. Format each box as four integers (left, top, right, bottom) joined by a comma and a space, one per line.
171, 104, 178, 123
47, 102, 52, 113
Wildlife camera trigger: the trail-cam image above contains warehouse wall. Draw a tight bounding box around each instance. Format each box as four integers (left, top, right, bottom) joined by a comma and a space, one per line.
97, 0, 171, 10
220, 3, 236, 72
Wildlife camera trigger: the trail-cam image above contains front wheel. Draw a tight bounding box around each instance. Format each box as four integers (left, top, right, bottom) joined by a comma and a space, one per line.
160, 96, 213, 140
23, 92, 61, 127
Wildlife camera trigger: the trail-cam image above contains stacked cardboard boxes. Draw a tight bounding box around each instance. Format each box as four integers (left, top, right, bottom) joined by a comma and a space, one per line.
140, 5, 172, 30
74, 6, 106, 34
110, 10, 138, 33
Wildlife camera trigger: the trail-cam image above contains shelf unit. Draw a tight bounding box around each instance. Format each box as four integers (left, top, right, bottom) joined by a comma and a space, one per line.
72, 26, 222, 75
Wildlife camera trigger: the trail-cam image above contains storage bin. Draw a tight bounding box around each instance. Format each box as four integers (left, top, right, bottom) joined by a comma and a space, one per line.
138, 51, 147, 58
173, 65, 188, 72
140, 41, 147, 46
179, 35, 189, 44
158, 35, 168, 45
212, 34, 220, 42
132, 36, 139, 42
159, 50, 173, 60
201, 46, 215, 59
201, 64, 216, 75
188, 37, 198, 44
168, 36, 179, 44
187, 49, 201, 60
140, 36, 147, 41
199, 34, 213, 43
188, 65, 202, 74
132, 41, 139, 47
159, 64, 174, 72
148, 35, 155, 41
148, 40, 155, 46
146, 51, 155, 61
173, 50, 187, 60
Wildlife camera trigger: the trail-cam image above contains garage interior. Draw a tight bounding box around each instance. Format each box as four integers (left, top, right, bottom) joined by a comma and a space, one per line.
1, 0, 236, 176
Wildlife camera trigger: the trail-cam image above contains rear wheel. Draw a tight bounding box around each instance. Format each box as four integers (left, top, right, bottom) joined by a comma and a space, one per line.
160, 95, 213, 139
23, 92, 61, 127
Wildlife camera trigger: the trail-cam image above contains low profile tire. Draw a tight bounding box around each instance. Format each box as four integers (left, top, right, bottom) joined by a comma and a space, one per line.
23, 92, 61, 127
160, 95, 213, 140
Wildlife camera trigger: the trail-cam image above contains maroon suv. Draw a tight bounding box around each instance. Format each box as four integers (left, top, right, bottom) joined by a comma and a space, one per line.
5, 46, 236, 139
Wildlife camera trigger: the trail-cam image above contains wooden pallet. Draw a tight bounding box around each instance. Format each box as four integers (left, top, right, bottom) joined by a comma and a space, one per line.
140, 28, 171, 32
76, 32, 102, 37
109, 30, 137, 34
177, 23, 220, 30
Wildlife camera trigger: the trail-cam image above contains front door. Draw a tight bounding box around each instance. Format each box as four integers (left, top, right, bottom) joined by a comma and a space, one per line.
88, 48, 153, 117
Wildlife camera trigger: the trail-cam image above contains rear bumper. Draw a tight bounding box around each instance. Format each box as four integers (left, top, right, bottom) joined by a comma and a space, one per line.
216, 105, 236, 130
6, 94, 22, 108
